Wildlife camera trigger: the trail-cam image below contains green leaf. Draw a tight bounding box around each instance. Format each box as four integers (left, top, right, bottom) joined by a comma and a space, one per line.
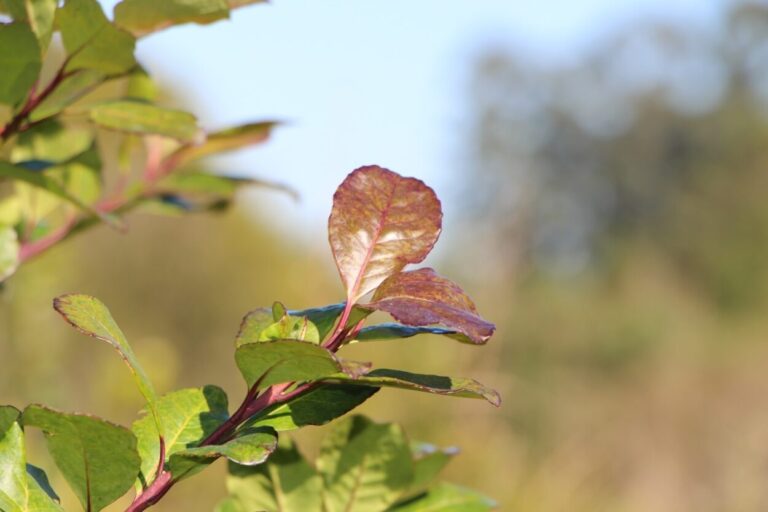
58, 0, 136, 74
224, 437, 323, 512
386, 483, 497, 512
318, 415, 414, 512
53, 294, 162, 432
289, 303, 345, 341
234, 340, 357, 389
0, 22, 41, 106
0, 406, 64, 512
29, 69, 105, 122
11, 120, 94, 163
22, 405, 140, 512
113, 0, 230, 37
328, 166, 442, 304
367, 268, 495, 344
248, 384, 378, 432
407, 443, 458, 497
166, 121, 276, 167
0, 160, 117, 226
131, 386, 229, 489
4, 0, 57, 52
89, 100, 201, 142
0, 226, 19, 282
330, 369, 501, 407
357, 323, 460, 342
167, 428, 277, 481
235, 304, 320, 345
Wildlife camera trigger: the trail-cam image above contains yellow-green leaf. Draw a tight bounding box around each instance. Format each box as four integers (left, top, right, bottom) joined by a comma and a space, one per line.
89, 100, 201, 142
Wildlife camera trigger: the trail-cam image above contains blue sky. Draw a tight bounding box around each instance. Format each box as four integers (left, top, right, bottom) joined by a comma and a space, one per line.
100, 0, 720, 241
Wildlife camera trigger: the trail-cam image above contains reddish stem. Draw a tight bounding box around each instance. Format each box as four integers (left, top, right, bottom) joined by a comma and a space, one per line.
125, 381, 312, 511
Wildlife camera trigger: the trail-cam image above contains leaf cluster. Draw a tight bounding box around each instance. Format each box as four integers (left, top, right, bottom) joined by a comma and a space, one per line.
0, 0, 281, 281
1, 165, 499, 511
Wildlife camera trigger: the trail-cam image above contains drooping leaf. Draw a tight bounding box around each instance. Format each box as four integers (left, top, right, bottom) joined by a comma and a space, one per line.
0, 226, 19, 282
29, 69, 105, 122
329, 166, 442, 304
53, 294, 162, 431
234, 340, 358, 389
113, 0, 230, 36
22, 405, 140, 512
155, 172, 298, 205
248, 384, 379, 432
25, 464, 63, 507
386, 483, 497, 512
224, 437, 323, 512
57, 0, 136, 74
0, 160, 117, 226
0, 22, 41, 106
131, 386, 229, 489
318, 415, 414, 512
0, 406, 64, 512
407, 443, 458, 497
330, 369, 501, 407
357, 323, 459, 342
167, 428, 277, 481
367, 268, 495, 344
166, 121, 276, 167
89, 100, 201, 142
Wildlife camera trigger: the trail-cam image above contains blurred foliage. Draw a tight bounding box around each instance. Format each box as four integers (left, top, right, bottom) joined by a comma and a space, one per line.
452, 1, 768, 511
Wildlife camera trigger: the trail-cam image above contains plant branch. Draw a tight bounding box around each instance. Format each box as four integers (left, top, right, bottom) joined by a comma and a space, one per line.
1, 66, 71, 141
125, 380, 314, 512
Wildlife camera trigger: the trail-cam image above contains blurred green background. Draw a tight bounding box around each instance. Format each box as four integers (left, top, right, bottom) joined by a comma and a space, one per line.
4, 1, 768, 510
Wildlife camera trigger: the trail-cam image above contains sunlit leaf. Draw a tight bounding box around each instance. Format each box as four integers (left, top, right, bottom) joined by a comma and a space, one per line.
131, 386, 229, 490
386, 483, 497, 511
22, 405, 140, 512
330, 369, 501, 407
318, 415, 413, 512
0, 406, 63, 512
167, 121, 276, 167
407, 442, 458, 497
89, 100, 201, 142
0, 22, 41, 106
223, 437, 323, 512
234, 339, 360, 389
0, 226, 19, 282
114, 0, 230, 37
57, 0, 136, 74
247, 384, 378, 432
329, 166, 442, 304
368, 268, 495, 344
53, 294, 162, 432
167, 428, 277, 481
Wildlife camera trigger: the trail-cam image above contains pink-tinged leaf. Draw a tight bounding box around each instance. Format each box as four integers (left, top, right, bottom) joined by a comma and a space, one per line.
367, 268, 495, 344
329, 166, 442, 304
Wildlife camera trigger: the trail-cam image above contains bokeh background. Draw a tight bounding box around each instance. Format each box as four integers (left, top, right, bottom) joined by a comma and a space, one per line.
3, 0, 768, 510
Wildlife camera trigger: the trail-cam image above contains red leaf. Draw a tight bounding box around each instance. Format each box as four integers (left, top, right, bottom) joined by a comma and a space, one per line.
328, 166, 442, 304
367, 268, 495, 344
